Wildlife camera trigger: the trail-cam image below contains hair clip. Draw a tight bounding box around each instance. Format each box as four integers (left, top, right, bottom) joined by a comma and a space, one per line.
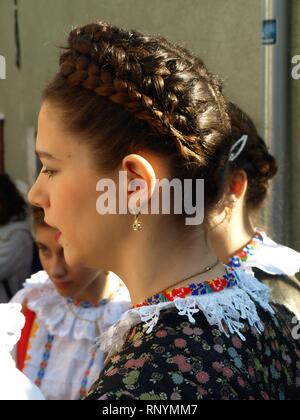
228, 135, 248, 162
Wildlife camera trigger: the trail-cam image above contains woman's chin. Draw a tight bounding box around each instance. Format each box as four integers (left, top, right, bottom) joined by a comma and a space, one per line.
63, 246, 83, 268
64, 242, 105, 270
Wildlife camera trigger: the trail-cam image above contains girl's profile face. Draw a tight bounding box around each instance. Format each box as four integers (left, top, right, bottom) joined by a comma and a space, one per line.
28, 101, 123, 271
35, 225, 101, 299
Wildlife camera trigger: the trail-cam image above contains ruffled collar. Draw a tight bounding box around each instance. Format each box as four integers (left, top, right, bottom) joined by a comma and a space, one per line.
228, 230, 300, 276
97, 268, 275, 360
24, 271, 131, 341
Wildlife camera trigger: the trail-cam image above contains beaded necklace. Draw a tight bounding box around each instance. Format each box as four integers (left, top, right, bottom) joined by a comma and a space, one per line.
133, 267, 238, 308
228, 230, 264, 269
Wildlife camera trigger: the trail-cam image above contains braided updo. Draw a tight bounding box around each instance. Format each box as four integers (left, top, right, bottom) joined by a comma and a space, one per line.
43, 22, 233, 211
228, 102, 278, 209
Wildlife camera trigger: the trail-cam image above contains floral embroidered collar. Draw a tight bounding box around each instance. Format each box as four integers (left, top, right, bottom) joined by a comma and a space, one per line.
96, 268, 275, 361
134, 267, 238, 308
227, 230, 300, 276
228, 230, 263, 269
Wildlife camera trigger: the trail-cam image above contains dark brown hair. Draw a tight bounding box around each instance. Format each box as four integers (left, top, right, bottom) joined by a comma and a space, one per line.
42, 22, 234, 214
228, 102, 278, 209
0, 173, 28, 225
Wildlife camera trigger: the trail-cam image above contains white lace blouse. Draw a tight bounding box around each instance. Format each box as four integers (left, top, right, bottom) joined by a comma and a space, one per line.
11, 271, 131, 400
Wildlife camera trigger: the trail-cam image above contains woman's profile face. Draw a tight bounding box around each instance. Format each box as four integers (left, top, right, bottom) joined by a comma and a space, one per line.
28, 101, 122, 271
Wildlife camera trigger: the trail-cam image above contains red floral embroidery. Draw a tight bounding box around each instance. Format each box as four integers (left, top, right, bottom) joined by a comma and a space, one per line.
210, 278, 228, 292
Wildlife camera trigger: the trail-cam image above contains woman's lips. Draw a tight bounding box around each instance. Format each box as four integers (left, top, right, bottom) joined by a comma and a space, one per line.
55, 231, 62, 242
52, 278, 72, 288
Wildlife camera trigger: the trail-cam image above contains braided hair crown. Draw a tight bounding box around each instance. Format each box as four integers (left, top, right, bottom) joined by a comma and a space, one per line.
44, 22, 233, 209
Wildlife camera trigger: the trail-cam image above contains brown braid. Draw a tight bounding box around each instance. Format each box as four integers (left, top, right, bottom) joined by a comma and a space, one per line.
228, 102, 278, 209
43, 22, 233, 210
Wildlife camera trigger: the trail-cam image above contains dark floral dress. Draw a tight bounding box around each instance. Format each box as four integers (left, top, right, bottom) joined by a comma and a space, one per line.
86, 301, 300, 400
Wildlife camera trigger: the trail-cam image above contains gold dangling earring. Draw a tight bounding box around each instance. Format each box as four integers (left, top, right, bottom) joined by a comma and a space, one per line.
132, 212, 142, 232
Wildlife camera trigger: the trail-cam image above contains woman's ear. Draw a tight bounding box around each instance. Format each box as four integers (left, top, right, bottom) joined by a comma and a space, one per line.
122, 154, 157, 213
228, 170, 248, 201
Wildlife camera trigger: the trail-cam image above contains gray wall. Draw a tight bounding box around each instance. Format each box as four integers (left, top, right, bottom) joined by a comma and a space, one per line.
0, 0, 299, 248
291, 0, 300, 251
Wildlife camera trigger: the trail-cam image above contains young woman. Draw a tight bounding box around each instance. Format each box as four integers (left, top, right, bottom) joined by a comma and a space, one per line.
0, 173, 33, 302
209, 103, 300, 319
28, 22, 300, 400
11, 206, 131, 400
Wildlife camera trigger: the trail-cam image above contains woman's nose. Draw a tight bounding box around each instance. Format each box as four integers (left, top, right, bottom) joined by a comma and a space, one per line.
28, 173, 50, 209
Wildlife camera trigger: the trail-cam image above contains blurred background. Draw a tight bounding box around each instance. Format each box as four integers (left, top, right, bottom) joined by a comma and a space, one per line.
0, 0, 299, 249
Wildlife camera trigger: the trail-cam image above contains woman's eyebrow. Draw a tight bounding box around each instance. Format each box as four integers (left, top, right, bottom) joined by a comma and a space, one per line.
36, 150, 61, 161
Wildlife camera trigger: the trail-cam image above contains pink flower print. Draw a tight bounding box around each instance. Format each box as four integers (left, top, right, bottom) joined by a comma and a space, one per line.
263, 392, 270, 401
193, 327, 203, 336
212, 362, 223, 373
156, 330, 168, 338
124, 358, 145, 369
174, 338, 187, 349
170, 392, 182, 400
124, 359, 136, 369
173, 355, 186, 365
232, 336, 242, 349
178, 363, 192, 373
182, 326, 194, 336
135, 358, 145, 368
198, 386, 208, 396
196, 371, 210, 384
105, 367, 118, 377
237, 377, 246, 387
214, 344, 224, 354
222, 368, 234, 379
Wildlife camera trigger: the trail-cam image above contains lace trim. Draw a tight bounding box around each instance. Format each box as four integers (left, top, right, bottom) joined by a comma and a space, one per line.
23, 271, 131, 341
96, 270, 275, 359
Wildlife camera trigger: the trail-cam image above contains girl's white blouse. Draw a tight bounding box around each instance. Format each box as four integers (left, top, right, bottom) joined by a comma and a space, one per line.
11, 271, 131, 400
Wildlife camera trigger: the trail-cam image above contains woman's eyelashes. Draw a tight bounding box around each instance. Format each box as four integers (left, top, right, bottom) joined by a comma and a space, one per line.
41, 168, 57, 179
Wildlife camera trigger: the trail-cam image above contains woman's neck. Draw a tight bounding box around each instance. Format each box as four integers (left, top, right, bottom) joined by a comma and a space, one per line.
209, 205, 256, 264
116, 217, 226, 306
74, 271, 119, 306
